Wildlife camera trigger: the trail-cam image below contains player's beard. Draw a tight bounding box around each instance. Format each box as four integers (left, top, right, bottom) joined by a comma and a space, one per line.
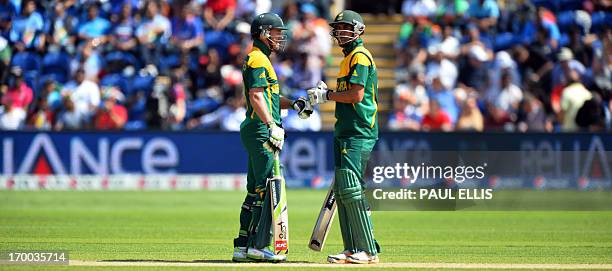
331, 30, 358, 47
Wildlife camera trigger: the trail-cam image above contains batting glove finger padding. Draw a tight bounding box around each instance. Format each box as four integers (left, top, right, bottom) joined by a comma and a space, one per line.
264, 122, 285, 152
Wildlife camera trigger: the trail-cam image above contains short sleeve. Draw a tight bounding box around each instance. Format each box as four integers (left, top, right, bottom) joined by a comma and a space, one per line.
349, 53, 371, 86
246, 67, 268, 89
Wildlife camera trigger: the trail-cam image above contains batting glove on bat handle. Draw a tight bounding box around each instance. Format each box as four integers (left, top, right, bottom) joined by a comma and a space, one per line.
292, 97, 313, 119
264, 122, 284, 152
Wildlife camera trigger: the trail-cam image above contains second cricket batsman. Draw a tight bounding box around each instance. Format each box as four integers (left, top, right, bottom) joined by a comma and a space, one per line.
232, 13, 312, 263
308, 10, 381, 264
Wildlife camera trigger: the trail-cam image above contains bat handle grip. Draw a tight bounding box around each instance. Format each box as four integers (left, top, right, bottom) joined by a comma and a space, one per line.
273, 150, 281, 177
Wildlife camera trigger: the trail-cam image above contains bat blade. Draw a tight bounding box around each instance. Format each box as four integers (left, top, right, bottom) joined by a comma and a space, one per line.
270, 176, 288, 255
308, 181, 336, 252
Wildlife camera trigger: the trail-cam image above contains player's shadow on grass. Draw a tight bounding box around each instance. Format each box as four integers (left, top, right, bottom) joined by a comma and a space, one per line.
100, 259, 312, 264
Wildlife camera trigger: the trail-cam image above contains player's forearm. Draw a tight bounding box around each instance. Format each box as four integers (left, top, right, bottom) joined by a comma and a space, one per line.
280, 96, 294, 110
249, 90, 273, 124
328, 85, 364, 104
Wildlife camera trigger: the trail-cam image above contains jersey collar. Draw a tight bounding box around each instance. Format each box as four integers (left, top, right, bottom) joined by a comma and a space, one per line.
253, 39, 271, 57
341, 38, 364, 56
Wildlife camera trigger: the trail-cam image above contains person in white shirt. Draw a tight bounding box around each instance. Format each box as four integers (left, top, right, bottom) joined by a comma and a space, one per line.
426, 44, 458, 90
0, 100, 26, 130
487, 71, 523, 113
66, 69, 101, 120
401, 0, 437, 17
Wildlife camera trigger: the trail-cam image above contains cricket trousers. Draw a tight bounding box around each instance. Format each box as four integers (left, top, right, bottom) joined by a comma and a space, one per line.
333, 136, 380, 255
234, 122, 275, 249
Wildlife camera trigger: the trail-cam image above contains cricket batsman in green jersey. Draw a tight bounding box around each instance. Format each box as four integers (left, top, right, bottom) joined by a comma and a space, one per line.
308, 10, 381, 264
232, 13, 312, 263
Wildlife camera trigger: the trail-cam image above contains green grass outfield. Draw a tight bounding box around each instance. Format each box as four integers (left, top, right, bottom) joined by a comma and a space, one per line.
0, 190, 611, 270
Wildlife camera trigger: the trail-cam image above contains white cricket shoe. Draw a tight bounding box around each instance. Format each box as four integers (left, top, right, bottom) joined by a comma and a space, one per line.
247, 247, 286, 262
327, 250, 352, 264
232, 247, 253, 262
346, 251, 379, 264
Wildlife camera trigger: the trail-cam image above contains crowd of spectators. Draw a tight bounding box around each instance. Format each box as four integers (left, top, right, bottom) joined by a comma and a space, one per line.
0, 0, 610, 133
390, 0, 611, 132
0, 0, 328, 131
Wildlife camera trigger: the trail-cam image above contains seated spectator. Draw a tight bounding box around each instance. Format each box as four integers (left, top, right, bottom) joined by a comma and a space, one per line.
401, 0, 437, 19
2, 67, 33, 111
396, 20, 428, 69
552, 47, 586, 89
435, 0, 469, 23
396, 65, 428, 109
567, 26, 594, 67
0, 0, 17, 39
426, 44, 458, 91
467, 0, 499, 32
55, 96, 84, 130
439, 24, 460, 60
66, 68, 101, 121
535, 7, 560, 51
490, 51, 521, 91
456, 95, 483, 131
42, 79, 62, 111
136, 1, 172, 66
137, 0, 172, 67
517, 94, 551, 132
108, 3, 137, 53
512, 44, 553, 104
486, 70, 523, 114
0, 98, 26, 130
27, 96, 53, 130
72, 40, 103, 80
94, 87, 127, 130
458, 44, 490, 93
497, 3, 536, 48
585, 44, 611, 97
428, 75, 459, 124
484, 103, 514, 131
170, 4, 204, 53
78, 4, 110, 46
422, 99, 452, 132
203, 0, 237, 31
289, 3, 329, 86
188, 95, 245, 131
9, 0, 45, 52
46, 2, 79, 53
388, 86, 424, 131
460, 23, 494, 54
560, 70, 592, 131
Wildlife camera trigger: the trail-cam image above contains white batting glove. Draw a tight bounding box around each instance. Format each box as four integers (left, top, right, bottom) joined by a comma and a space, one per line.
307, 81, 329, 105
264, 122, 284, 152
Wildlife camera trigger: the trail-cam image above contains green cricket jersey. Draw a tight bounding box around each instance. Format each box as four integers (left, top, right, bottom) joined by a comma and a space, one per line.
240, 40, 281, 131
334, 38, 379, 139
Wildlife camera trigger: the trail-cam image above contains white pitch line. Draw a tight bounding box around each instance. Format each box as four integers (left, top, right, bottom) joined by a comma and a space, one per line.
69, 260, 612, 269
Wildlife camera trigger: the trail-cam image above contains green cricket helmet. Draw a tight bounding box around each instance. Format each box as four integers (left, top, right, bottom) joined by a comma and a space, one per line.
329, 10, 365, 45
251, 13, 288, 51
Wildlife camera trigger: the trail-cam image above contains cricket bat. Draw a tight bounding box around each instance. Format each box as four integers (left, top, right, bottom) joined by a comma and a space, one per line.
269, 149, 289, 255
308, 180, 336, 251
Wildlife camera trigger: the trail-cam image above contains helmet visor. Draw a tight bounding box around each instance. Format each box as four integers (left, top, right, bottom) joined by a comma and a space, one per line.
330, 28, 358, 45
266, 28, 288, 52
